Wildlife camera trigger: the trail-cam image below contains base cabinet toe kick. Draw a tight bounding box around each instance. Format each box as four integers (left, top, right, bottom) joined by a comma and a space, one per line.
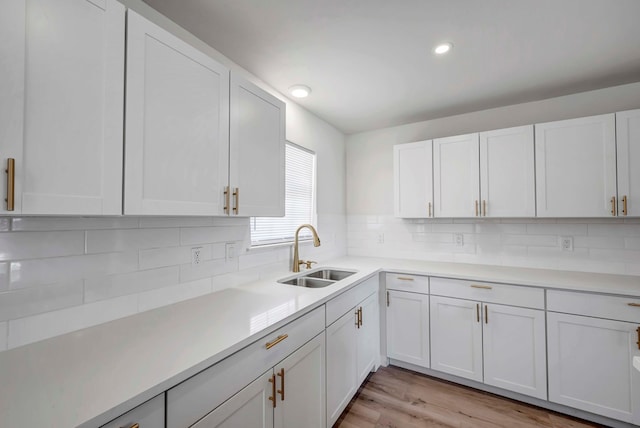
384, 273, 640, 427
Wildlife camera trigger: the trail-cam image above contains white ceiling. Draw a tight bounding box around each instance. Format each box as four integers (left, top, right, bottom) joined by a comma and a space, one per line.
143, 0, 640, 134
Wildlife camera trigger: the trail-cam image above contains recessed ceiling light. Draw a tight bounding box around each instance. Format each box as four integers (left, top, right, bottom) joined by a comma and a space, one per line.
434, 42, 453, 55
289, 85, 311, 98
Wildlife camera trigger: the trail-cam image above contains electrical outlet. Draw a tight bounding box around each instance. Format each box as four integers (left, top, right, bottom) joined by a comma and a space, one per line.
561, 236, 573, 252
455, 233, 464, 247
191, 247, 202, 265
377, 233, 384, 244
226, 242, 236, 261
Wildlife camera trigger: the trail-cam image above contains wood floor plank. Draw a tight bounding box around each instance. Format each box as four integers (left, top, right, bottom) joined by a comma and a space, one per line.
334, 366, 601, 428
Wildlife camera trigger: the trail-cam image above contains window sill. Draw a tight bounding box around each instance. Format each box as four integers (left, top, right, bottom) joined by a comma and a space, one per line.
248, 239, 313, 252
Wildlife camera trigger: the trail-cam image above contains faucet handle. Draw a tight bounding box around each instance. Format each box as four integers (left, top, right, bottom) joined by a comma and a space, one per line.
304, 260, 317, 269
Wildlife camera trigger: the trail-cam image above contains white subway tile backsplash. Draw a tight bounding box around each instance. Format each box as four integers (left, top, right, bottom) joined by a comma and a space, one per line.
0, 231, 85, 261
0, 281, 83, 321
588, 224, 640, 236
11, 217, 138, 231
84, 267, 180, 303
0, 322, 6, 351
137, 278, 212, 312
10, 252, 139, 289
179, 226, 248, 246
347, 215, 640, 276
138, 217, 214, 229
180, 258, 239, 283
0, 263, 8, 291
86, 228, 179, 254
8, 295, 139, 349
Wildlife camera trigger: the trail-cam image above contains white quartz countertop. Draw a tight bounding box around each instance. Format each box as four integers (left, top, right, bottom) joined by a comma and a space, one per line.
1, 256, 639, 427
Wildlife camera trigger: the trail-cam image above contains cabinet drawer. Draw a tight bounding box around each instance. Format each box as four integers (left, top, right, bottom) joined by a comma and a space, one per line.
385, 273, 429, 294
548, 290, 640, 323
166, 305, 324, 428
101, 394, 164, 428
326, 276, 378, 326
430, 277, 544, 309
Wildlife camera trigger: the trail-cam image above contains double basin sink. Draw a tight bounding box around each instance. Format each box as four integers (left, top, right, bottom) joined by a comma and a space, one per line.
278, 268, 357, 288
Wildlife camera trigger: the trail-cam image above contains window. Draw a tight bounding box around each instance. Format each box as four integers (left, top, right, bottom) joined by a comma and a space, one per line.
250, 142, 316, 246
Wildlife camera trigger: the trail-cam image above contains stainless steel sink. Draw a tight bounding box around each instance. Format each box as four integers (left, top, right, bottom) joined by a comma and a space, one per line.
278, 277, 335, 288
278, 268, 357, 288
305, 269, 356, 281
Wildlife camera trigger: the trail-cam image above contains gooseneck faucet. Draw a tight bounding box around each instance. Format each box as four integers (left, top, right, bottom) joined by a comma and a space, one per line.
292, 224, 321, 272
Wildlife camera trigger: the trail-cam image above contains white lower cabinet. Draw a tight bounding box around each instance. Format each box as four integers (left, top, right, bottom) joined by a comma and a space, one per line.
194, 333, 325, 428
428, 278, 547, 400
386, 290, 430, 368
430, 295, 483, 382
547, 290, 640, 424
326, 277, 380, 427
101, 394, 164, 428
166, 307, 324, 428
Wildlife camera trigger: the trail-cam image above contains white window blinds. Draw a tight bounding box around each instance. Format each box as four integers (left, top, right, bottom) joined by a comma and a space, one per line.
250, 143, 316, 246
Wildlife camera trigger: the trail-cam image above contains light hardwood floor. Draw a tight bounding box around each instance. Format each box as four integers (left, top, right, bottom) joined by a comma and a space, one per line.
334, 366, 601, 428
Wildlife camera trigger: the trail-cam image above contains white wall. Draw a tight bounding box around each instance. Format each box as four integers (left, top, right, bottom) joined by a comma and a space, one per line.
346, 82, 640, 275
0, 1, 346, 352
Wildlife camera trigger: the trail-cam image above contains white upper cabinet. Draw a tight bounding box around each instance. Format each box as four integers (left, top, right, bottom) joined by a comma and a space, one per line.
616, 109, 640, 217
433, 133, 480, 217
393, 141, 433, 218
124, 10, 230, 216
1, 0, 125, 215
229, 73, 285, 217
479, 125, 535, 217
535, 114, 617, 217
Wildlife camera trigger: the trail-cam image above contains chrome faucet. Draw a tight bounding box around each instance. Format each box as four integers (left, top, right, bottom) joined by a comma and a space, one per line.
292, 224, 321, 272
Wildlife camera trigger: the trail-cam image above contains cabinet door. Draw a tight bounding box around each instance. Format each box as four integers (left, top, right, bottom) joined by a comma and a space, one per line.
616, 109, 640, 217
386, 290, 429, 368
356, 292, 379, 384
0, 0, 25, 214
125, 10, 229, 216
326, 308, 358, 427
483, 304, 546, 400
433, 133, 480, 217
535, 114, 617, 217
2, 0, 125, 215
430, 296, 483, 382
274, 333, 325, 428
479, 125, 535, 217
101, 394, 164, 428
192, 370, 274, 428
393, 141, 433, 218
229, 73, 285, 217
548, 312, 640, 423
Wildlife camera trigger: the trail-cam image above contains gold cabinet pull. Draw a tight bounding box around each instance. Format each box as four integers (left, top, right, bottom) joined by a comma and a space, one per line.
355, 308, 360, 329
223, 186, 230, 214
5, 158, 15, 211
471, 284, 492, 290
428, 202, 432, 217
622, 195, 628, 216
121, 424, 139, 428
386, 291, 390, 307
482, 200, 487, 217
277, 368, 285, 401
628, 303, 640, 308
358, 307, 363, 327
397, 276, 414, 281
611, 196, 616, 216
232, 187, 239, 215
475, 200, 479, 217
636, 327, 640, 350
265, 334, 288, 349
268, 374, 277, 408
476, 303, 480, 323
484, 305, 488, 324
